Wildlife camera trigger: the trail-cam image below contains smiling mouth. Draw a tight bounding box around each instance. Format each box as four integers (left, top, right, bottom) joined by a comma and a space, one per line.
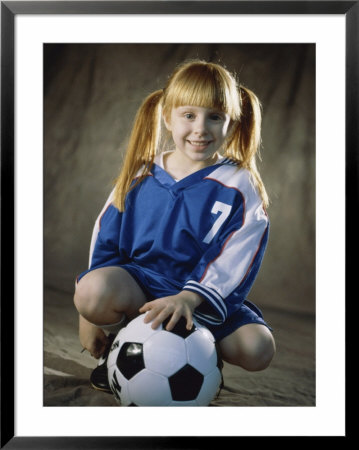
188, 140, 212, 147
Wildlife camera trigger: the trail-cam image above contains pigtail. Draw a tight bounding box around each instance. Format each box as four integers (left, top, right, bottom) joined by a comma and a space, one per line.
225, 85, 269, 207
113, 89, 163, 211
238, 86, 262, 163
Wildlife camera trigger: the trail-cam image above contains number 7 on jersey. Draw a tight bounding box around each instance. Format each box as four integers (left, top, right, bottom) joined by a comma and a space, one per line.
203, 201, 232, 244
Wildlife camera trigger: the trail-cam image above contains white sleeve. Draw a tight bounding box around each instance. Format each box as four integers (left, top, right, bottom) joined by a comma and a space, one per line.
88, 189, 115, 268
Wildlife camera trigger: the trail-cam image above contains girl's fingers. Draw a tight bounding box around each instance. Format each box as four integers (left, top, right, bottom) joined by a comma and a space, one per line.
142, 306, 162, 324
90, 343, 105, 359
186, 312, 193, 330
150, 308, 172, 329
141, 304, 169, 328
164, 310, 182, 331
138, 297, 194, 331
139, 303, 150, 313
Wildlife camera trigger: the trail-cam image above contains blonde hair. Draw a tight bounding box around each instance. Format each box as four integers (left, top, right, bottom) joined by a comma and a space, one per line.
114, 60, 268, 211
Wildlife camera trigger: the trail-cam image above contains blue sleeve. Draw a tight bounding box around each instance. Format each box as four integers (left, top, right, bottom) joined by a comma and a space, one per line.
89, 204, 123, 269
77, 197, 124, 282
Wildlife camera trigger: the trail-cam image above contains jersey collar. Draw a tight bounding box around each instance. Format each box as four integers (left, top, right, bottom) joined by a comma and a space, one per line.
151, 156, 238, 192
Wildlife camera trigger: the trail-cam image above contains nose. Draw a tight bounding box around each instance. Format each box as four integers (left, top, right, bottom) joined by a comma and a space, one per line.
194, 116, 209, 136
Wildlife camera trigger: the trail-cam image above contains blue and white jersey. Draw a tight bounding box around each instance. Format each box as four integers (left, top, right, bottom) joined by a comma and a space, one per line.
79, 155, 269, 328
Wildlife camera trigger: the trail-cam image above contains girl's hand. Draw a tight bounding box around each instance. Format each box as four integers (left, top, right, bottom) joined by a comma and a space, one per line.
79, 314, 109, 359
139, 291, 203, 331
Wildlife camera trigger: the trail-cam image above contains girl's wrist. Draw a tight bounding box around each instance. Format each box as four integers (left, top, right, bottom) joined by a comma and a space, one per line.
180, 289, 203, 308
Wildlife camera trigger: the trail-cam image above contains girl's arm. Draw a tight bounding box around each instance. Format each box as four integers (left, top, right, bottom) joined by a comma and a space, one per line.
183, 202, 269, 327
77, 192, 124, 282
183, 170, 269, 328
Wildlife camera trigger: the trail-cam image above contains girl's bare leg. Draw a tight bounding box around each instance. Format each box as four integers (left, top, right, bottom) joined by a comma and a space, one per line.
74, 266, 147, 326
74, 266, 147, 358
218, 323, 275, 371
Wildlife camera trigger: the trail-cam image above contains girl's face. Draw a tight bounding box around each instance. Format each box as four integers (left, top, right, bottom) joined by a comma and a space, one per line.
164, 105, 232, 165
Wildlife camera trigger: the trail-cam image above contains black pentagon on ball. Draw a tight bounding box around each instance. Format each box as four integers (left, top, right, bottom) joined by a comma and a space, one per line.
162, 316, 196, 339
116, 342, 145, 380
169, 364, 204, 401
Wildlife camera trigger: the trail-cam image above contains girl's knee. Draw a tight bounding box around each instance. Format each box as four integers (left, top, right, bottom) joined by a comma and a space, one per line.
73, 267, 147, 324
220, 324, 276, 371
74, 272, 113, 321
241, 328, 275, 371
244, 337, 275, 371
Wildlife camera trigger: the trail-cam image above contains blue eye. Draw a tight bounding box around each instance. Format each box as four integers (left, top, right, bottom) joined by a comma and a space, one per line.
210, 114, 223, 121
184, 113, 194, 119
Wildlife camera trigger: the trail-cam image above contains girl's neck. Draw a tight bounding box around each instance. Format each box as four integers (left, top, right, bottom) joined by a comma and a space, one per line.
163, 151, 218, 181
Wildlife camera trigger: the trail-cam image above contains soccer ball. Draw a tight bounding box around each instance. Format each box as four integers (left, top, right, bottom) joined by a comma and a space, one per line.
107, 314, 222, 406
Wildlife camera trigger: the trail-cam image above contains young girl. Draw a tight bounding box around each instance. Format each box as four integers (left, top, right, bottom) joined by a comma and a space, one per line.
74, 60, 276, 393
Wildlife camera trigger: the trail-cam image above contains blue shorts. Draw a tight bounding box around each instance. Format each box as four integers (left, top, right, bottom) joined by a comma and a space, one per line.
121, 263, 271, 342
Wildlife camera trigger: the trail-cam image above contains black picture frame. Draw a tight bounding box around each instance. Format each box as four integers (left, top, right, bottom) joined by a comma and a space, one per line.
1, 1, 354, 447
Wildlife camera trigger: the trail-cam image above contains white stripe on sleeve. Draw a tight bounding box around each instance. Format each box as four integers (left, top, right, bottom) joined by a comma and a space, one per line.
88, 189, 115, 268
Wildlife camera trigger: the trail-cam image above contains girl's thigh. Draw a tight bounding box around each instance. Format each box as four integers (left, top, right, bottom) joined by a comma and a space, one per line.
74, 266, 147, 320
218, 323, 275, 371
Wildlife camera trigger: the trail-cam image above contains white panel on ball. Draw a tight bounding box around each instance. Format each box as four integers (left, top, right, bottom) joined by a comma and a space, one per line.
195, 320, 216, 342
120, 314, 158, 344
128, 369, 172, 406
186, 331, 218, 375
143, 331, 187, 377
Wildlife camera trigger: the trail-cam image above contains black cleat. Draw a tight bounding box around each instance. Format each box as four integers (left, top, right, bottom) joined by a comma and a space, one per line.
90, 334, 116, 393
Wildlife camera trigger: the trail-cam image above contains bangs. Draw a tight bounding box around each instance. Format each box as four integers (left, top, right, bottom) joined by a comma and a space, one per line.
163, 62, 241, 119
